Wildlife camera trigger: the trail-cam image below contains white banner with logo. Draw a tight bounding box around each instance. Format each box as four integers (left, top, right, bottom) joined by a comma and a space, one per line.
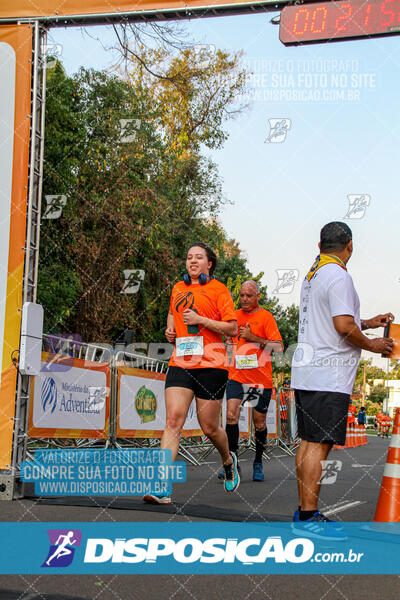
118, 370, 202, 436
266, 397, 277, 436
119, 374, 166, 432
30, 359, 108, 435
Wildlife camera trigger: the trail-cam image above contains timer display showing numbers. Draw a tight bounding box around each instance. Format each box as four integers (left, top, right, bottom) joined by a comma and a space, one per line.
280, 0, 400, 45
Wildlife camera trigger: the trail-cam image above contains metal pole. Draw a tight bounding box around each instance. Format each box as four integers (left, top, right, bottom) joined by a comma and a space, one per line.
23, 21, 39, 305
362, 362, 367, 404
385, 359, 390, 415
32, 27, 47, 302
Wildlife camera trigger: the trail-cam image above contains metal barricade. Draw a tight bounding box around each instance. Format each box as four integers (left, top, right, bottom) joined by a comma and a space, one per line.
277, 387, 300, 455
43, 334, 111, 363
114, 349, 168, 374
112, 349, 167, 446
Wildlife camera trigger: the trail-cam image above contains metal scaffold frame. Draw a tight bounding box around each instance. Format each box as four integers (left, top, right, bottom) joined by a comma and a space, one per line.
0, 1, 302, 27
7, 22, 47, 499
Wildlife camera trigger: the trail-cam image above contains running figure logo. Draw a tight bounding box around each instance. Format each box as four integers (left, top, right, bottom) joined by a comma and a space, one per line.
241, 385, 264, 409
319, 460, 342, 484
273, 269, 299, 294
120, 269, 145, 294
43, 43, 63, 70
43, 194, 67, 219
344, 194, 371, 219
119, 118, 141, 143
265, 119, 291, 143
42, 529, 82, 568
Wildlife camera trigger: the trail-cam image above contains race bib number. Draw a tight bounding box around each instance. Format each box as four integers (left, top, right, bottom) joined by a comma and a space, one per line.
176, 336, 204, 357
235, 354, 259, 369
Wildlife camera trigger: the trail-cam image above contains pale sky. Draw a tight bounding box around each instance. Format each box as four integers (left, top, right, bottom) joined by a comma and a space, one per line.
48, 12, 400, 367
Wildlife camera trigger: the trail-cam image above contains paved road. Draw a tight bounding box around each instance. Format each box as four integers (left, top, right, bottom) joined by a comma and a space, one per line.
0, 435, 398, 599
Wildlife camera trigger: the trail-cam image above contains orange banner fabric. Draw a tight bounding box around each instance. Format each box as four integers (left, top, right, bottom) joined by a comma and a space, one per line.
0, 0, 265, 20
0, 25, 32, 469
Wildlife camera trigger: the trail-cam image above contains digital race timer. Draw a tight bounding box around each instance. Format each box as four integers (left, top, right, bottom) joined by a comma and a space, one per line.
280, 0, 400, 45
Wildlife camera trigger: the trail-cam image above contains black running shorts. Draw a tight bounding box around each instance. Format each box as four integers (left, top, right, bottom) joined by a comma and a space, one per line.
165, 366, 228, 400
295, 389, 350, 445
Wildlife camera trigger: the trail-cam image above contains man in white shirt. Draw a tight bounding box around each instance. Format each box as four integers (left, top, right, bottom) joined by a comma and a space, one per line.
291, 221, 393, 537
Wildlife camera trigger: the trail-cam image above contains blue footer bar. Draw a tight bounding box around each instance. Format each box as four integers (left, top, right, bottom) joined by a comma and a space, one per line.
1, 522, 400, 574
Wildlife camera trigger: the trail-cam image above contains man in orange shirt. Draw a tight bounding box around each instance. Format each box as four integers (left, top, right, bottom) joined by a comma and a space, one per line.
376, 411, 384, 437
221, 280, 284, 482
383, 413, 392, 438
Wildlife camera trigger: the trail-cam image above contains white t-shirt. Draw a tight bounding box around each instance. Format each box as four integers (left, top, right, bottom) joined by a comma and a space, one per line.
291, 263, 361, 395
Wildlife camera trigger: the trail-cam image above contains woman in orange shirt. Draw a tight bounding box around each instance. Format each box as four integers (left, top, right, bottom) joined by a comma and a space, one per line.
143, 243, 240, 504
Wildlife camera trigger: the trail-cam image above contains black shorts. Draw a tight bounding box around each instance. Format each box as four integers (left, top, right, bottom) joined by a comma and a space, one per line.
165, 366, 228, 400
295, 389, 350, 445
226, 379, 272, 414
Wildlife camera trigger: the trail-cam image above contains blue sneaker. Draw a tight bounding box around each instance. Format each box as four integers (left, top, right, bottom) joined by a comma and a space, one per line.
223, 452, 240, 493
253, 462, 264, 481
218, 462, 240, 480
293, 510, 344, 531
143, 494, 171, 505
291, 511, 347, 540
292, 510, 343, 531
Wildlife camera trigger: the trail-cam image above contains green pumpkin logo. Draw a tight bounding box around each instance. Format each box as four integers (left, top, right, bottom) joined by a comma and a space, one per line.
135, 385, 157, 423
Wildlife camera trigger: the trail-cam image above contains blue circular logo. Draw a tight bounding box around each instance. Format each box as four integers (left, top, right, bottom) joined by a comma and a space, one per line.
41, 377, 57, 413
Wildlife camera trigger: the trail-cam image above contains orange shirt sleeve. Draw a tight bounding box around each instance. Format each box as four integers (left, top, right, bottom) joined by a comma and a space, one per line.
216, 286, 236, 322
263, 311, 282, 342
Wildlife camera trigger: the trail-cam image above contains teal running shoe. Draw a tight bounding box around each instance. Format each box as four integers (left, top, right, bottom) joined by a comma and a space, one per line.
218, 462, 240, 480
223, 452, 240, 493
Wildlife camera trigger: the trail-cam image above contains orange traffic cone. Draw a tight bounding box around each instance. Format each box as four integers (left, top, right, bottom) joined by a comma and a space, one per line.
348, 425, 355, 448
355, 424, 362, 447
352, 425, 357, 447
345, 426, 351, 448
359, 424, 363, 446
374, 408, 400, 522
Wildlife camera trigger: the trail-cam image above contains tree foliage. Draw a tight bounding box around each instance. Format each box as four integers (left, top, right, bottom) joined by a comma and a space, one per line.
389, 359, 400, 379
367, 385, 388, 404
354, 359, 387, 391
39, 51, 298, 349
